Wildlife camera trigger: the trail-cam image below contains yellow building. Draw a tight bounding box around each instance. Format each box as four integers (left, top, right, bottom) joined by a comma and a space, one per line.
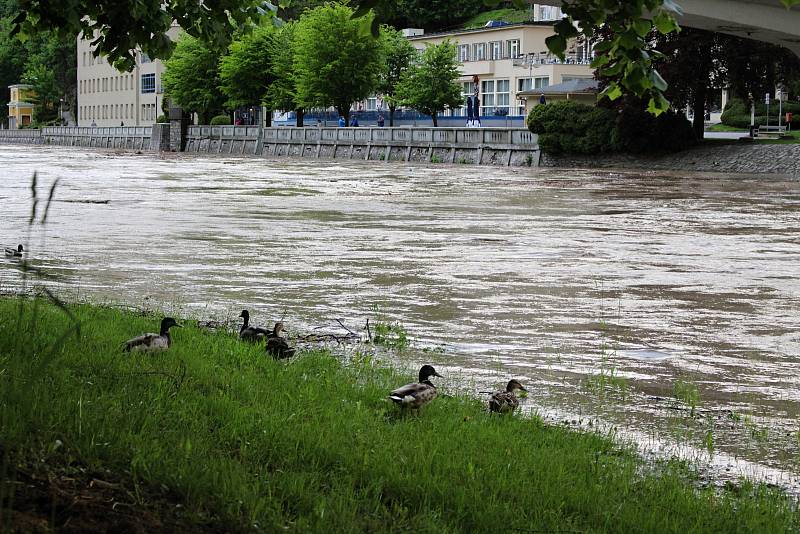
7, 84, 35, 129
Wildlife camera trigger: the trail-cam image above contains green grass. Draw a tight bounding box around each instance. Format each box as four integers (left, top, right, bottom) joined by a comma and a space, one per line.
706, 123, 800, 143
707, 124, 748, 132
1, 298, 798, 532
462, 8, 532, 29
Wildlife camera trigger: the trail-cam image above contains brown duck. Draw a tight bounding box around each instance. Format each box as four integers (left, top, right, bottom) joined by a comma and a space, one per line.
266, 322, 295, 359
489, 379, 527, 414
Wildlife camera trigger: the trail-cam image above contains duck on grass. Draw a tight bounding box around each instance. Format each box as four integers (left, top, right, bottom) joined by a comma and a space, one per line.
1, 297, 797, 533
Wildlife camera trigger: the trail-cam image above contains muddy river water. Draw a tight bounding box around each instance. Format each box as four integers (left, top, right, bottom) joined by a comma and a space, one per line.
2, 146, 799, 492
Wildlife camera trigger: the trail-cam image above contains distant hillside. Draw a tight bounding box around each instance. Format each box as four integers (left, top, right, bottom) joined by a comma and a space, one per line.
462, 8, 532, 29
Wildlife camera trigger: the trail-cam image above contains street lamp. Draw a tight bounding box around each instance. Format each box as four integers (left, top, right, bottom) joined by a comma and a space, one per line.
59, 98, 64, 125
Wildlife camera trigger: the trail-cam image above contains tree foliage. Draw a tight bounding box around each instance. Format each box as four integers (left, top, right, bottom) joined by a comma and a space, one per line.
266, 22, 305, 125
0, 0, 76, 125
219, 25, 276, 110
527, 100, 617, 154
396, 40, 463, 127
11, 0, 274, 71
292, 3, 383, 123
162, 34, 226, 124
379, 0, 485, 32
377, 26, 416, 126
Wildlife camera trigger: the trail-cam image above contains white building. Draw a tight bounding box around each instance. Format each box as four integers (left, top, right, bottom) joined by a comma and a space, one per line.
76, 25, 179, 127
406, 21, 594, 117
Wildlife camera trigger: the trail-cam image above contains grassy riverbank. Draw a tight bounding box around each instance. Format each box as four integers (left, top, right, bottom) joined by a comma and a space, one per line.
1, 297, 798, 532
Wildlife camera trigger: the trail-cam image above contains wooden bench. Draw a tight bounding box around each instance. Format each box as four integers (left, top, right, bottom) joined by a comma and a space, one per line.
754, 125, 787, 139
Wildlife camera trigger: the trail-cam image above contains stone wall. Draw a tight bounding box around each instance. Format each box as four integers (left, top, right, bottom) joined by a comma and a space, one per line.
0, 129, 41, 144
183, 126, 541, 167
540, 142, 800, 176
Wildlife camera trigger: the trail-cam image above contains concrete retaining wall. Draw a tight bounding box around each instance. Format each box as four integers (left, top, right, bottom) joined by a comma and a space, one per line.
184, 126, 541, 167
40, 126, 154, 150
0, 129, 42, 144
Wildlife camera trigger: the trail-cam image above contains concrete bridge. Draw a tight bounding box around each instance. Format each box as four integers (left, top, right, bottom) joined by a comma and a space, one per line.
539, 0, 800, 56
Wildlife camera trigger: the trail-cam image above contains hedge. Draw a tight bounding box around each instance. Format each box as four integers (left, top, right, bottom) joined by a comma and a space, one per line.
210, 115, 232, 125
526, 100, 696, 155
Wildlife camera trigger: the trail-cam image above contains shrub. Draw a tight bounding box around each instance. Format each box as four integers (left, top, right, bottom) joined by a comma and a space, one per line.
156, 115, 169, 124
210, 114, 232, 125
612, 106, 697, 154
526, 100, 616, 154
721, 98, 800, 128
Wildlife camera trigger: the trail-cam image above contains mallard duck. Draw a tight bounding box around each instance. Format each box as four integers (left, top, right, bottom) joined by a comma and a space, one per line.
488, 379, 527, 414
239, 309, 270, 342
4, 244, 23, 257
123, 317, 182, 352
266, 322, 295, 359
389, 365, 443, 409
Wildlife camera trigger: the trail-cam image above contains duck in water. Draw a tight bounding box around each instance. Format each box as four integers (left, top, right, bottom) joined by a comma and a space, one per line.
488, 379, 527, 414
123, 317, 182, 352
4, 244, 23, 257
266, 322, 295, 359
389, 365, 443, 410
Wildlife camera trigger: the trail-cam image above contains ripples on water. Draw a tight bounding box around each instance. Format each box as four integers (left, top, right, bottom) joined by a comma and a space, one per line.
1, 146, 799, 491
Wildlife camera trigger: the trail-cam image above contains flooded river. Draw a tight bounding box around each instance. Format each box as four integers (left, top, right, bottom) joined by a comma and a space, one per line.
2, 145, 799, 492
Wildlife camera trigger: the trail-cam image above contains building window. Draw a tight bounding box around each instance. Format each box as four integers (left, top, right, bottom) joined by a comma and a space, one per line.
517, 77, 549, 93
481, 79, 510, 115
496, 79, 510, 114
458, 44, 470, 62
473, 42, 486, 61
517, 77, 549, 114
506, 39, 520, 58
489, 41, 503, 60
141, 73, 155, 94
481, 80, 494, 115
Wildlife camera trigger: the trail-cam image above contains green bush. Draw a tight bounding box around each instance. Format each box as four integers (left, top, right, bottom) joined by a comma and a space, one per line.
156, 114, 169, 124
721, 98, 800, 128
526, 100, 616, 154
612, 106, 697, 154
210, 114, 231, 125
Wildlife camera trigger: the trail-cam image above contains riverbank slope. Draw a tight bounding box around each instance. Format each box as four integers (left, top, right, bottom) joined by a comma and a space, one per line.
1, 298, 797, 532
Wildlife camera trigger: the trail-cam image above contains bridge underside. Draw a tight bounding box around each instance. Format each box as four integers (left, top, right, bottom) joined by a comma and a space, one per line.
540, 0, 800, 56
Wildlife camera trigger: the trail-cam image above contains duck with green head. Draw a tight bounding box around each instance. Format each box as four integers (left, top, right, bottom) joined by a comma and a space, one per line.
389, 365, 443, 409
239, 309, 270, 342
488, 379, 527, 414
266, 322, 295, 359
4, 244, 23, 257
123, 317, 182, 352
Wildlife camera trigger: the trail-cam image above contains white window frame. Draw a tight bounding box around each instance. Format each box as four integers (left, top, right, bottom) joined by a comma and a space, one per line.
506, 39, 520, 59
458, 44, 470, 62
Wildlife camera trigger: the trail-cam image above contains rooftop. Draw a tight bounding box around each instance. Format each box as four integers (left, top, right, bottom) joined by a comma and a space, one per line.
518, 78, 598, 97
406, 21, 558, 41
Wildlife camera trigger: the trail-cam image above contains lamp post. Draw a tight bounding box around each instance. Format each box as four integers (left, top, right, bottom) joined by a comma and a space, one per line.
59, 98, 64, 125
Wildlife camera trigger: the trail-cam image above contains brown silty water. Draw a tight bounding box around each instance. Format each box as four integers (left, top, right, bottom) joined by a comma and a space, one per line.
1, 145, 799, 492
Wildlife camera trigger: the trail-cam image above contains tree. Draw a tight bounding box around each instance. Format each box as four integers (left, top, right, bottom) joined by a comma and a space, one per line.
652, 28, 725, 139
377, 27, 415, 127
11, 0, 272, 71
292, 3, 383, 124
219, 24, 275, 122
21, 28, 77, 125
396, 41, 462, 127
266, 22, 305, 126
162, 34, 226, 124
